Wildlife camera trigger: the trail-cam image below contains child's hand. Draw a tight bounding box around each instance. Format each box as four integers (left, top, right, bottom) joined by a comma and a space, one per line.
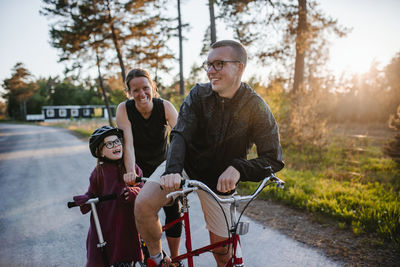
121, 186, 141, 202
73, 194, 91, 214
123, 171, 137, 185
123, 165, 143, 185
73, 194, 89, 205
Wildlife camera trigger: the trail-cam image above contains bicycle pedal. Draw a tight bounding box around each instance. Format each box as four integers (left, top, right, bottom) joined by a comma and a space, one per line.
237, 221, 249, 235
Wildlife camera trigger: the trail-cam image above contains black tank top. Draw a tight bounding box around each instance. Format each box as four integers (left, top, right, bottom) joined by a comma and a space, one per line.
125, 98, 168, 177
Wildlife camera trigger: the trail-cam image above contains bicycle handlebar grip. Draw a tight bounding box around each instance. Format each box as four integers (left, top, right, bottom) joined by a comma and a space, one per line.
135, 177, 145, 183
98, 193, 117, 202
67, 201, 78, 208
67, 194, 117, 208
159, 179, 186, 190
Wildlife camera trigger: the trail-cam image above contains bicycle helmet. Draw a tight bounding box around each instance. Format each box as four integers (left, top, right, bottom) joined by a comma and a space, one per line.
89, 125, 124, 158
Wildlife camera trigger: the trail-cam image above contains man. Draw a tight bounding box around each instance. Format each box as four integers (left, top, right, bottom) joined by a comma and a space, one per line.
135, 40, 284, 267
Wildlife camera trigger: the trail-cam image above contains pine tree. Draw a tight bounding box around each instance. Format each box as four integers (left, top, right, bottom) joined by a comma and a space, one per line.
40, 0, 175, 125
2, 63, 37, 120
40, 0, 173, 82
214, 0, 348, 148
216, 0, 348, 91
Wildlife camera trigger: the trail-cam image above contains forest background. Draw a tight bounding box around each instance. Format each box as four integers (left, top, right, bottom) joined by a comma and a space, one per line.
1, 0, 399, 252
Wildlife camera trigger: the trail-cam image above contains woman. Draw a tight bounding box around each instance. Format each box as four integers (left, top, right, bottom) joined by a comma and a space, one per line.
116, 68, 181, 264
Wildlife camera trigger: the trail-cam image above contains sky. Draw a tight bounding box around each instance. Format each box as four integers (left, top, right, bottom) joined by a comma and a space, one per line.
0, 0, 400, 97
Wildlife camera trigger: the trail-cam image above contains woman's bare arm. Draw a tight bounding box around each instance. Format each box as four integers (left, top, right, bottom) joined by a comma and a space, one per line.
116, 101, 137, 184
164, 100, 178, 128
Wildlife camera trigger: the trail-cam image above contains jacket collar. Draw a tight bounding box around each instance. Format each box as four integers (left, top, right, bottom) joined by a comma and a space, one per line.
213, 82, 249, 106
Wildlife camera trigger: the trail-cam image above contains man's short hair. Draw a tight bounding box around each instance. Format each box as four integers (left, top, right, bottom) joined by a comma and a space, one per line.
211, 40, 248, 67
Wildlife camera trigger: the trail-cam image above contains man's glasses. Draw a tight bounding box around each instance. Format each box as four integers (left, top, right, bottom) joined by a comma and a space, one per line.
202, 60, 241, 71
103, 138, 122, 149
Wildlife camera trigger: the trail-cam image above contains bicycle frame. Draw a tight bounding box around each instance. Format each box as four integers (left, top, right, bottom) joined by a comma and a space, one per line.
161, 191, 243, 267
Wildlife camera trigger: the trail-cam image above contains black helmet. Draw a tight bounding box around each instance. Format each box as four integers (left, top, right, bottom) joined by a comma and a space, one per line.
89, 125, 124, 158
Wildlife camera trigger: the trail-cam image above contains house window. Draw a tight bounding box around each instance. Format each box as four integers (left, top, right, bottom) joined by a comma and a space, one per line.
83, 109, 91, 116
71, 109, 79, 117
46, 109, 55, 118
59, 109, 67, 117
94, 108, 103, 118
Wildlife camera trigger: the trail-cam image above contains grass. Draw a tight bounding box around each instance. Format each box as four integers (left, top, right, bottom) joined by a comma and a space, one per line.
238, 136, 400, 248
39, 118, 109, 138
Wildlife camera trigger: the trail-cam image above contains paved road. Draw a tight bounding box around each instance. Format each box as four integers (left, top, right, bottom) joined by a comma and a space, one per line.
0, 123, 341, 267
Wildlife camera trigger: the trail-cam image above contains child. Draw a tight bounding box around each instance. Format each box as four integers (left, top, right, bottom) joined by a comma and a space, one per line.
73, 125, 143, 267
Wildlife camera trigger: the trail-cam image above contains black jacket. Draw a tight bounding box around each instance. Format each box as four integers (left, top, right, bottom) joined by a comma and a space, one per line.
165, 82, 284, 193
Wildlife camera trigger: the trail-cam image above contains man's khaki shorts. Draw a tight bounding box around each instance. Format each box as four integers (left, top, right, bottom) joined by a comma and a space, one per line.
148, 161, 233, 237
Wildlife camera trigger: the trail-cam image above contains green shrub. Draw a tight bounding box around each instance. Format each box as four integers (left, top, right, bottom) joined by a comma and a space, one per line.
238, 138, 400, 249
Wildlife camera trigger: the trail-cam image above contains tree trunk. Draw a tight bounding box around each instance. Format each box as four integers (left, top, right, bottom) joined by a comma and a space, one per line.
292, 0, 307, 93
177, 0, 185, 95
96, 52, 114, 127
208, 0, 217, 44
20, 102, 24, 121
105, 0, 126, 83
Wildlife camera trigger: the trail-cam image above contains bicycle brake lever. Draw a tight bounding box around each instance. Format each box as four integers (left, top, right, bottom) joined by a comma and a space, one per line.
166, 187, 197, 199
276, 181, 285, 189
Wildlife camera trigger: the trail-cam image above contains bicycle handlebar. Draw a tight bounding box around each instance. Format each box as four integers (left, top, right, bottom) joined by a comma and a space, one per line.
134, 174, 285, 205
67, 193, 117, 208
67, 177, 149, 209
166, 173, 285, 203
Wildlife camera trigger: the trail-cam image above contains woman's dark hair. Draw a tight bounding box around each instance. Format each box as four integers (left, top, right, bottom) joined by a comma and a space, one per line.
125, 68, 158, 97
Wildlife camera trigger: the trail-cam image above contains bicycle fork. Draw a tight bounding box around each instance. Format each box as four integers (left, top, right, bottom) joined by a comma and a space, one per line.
227, 201, 249, 267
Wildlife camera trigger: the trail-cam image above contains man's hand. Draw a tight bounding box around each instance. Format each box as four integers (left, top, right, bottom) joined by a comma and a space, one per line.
123, 171, 137, 186
160, 173, 183, 192
217, 166, 240, 193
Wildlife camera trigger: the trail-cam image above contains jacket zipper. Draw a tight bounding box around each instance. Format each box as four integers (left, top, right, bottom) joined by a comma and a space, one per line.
218, 98, 225, 145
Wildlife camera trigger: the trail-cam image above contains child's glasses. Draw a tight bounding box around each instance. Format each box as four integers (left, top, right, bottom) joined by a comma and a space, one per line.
103, 138, 122, 149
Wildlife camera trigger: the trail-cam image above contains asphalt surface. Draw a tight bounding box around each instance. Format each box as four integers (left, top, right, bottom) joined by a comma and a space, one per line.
0, 123, 341, 267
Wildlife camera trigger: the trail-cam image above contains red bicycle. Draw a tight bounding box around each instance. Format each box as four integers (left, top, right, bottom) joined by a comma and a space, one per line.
141, 173, 285, 267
